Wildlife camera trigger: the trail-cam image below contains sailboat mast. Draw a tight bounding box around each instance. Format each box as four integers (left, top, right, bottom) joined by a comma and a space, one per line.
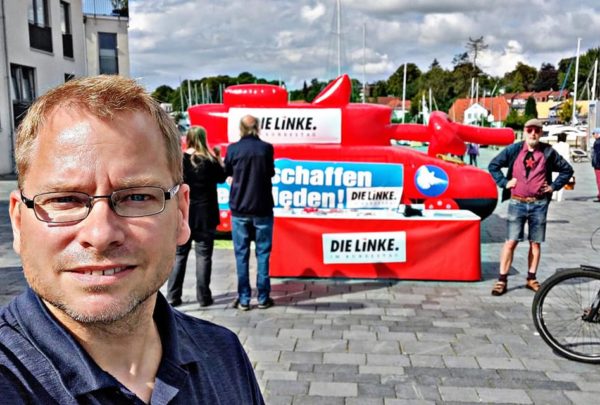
402, 63, 407, 123
592, 59, 598, 101
337, 0, 341, 77
572, 37, 581, 124
362, 23, 366, 103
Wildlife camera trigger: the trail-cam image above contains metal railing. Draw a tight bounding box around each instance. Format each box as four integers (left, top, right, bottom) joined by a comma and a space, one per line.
28, 24, 53, 53
82, 0, 128, 18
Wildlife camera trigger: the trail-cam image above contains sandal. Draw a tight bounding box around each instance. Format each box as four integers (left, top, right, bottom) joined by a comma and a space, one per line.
526, 279, 540, 292
491, 281, 507, 296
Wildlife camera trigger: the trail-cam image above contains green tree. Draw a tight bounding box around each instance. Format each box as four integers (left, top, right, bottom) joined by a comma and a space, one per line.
387, 63, 421, 99
466, 36, 488, 72
501, 62, 537, 92
151, 85, 175, 103
505, 108, 526, 130
524, 96, 537, 119
558, 99, 581, 123
533, 63, 558, 91
370, 80, 388, 98
417, 61, 453, 111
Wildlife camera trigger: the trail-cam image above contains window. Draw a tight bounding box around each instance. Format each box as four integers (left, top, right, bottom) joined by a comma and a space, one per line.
64, 73, 75, 82
98, 32, 118, 74
28, 0, 48, 27
61, 1, 73, 58
60, 1, 70, 34
10, 64, 36, 128
28, 0, 52, 52
11, 65, 36, 103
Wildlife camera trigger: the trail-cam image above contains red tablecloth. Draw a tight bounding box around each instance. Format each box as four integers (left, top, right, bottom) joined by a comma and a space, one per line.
270, 209, 481, 281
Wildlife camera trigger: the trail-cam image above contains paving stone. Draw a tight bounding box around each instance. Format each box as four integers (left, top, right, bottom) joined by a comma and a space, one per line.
348, 340, 400, 355
359, 365, 405, 376
308, 382, 357, 397
292, 395, 344, 405
565, 390, 600, 404
401, 341, 455, 356
476, 388, 532, 404
527, 389, 572, 405
442, 356, 479, 369
296, 338, 347, 353
438, 386, 479, 402
297, 371, 333, 382
323, 352, 366, 365
366, 354, 411, 367
265, 380, 309, 396
409, 355, 444, 368
279, 351, 322, 364
357, 382, 397, 397
346, 398, 383, 405
477, 356, 525, 370
261, 370, 298, 381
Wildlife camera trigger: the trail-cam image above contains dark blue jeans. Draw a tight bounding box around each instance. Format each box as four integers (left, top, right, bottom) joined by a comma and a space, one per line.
507, 199, 549, 243
166, 229, 216, 305
231, 215, 273, 305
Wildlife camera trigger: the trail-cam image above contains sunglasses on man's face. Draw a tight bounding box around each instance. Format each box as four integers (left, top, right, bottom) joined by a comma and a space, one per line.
525, 127, 541, 134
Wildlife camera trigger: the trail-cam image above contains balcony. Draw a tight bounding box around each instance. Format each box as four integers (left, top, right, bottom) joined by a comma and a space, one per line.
62, 33, 73, 58
83, 0, 128, 18
29, 23, 53, 53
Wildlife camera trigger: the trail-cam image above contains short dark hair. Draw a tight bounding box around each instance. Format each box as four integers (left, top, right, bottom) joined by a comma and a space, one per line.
557, 132, 567, 143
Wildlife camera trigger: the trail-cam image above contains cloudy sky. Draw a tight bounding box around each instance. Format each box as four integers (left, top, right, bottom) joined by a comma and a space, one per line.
129, 0, 600, 92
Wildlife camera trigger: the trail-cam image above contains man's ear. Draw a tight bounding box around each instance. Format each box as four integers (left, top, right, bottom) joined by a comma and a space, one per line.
8, 190, 23, 255
176, 183, 191, 245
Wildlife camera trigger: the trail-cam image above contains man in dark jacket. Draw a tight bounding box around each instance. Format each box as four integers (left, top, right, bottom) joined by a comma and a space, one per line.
488, 118, 573, 296
224, 115, 275, 310
592, 127, 600, 202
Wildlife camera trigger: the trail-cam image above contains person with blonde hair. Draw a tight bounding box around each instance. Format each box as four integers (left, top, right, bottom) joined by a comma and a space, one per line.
166, 126, 226, 307
1, 76, 264, 403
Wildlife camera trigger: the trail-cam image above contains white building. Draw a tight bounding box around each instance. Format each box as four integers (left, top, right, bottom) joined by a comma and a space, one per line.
0, 0, 130, 175
463, 103, 489, 126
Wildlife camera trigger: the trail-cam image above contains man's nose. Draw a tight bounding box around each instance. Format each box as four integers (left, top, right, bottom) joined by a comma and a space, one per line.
76, 197, 125, 251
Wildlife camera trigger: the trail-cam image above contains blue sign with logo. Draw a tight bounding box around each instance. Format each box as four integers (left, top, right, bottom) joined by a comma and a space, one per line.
218, 159, 404, 210
414, 165, 449, 197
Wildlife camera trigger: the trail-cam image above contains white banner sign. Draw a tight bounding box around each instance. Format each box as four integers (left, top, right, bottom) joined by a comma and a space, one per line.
322, 231, 407, 264
345, 187, 403, 209
227, 108, 342, 144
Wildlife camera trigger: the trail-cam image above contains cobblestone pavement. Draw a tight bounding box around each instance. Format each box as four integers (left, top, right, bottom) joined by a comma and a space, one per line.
1, 148, 599, 404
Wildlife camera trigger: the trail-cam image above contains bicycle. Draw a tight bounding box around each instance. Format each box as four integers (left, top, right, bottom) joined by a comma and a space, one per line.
531, 227, 600, 363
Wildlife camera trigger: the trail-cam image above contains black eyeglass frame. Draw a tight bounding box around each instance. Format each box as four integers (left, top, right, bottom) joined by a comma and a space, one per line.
20, 184, 181, 224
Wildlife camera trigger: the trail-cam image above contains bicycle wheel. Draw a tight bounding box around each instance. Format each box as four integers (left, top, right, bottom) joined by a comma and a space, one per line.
532, 268, 600, 363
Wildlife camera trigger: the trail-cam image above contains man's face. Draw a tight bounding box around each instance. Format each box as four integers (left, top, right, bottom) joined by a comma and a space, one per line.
9, 108, 190, 324
524, 126, 542, 148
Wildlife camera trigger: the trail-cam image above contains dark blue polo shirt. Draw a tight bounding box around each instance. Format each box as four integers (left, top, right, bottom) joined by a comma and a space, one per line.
0, 288, 264, 404
224, 135, 275, 217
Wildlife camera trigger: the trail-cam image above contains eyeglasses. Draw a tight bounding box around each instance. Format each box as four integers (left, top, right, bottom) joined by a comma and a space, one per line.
21, 184, 180, 224
525, 127, 541, 134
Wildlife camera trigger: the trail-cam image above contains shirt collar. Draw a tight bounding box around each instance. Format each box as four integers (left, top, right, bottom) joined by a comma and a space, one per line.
12, 288, 199, 399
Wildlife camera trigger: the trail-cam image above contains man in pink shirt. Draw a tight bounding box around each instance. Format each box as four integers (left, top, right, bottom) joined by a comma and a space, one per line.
488, 118, 574, 296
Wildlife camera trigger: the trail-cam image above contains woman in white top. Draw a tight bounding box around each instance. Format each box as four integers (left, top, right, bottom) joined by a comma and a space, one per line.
552, 132, 571, 202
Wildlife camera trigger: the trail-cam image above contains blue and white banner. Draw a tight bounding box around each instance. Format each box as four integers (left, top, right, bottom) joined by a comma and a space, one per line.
217, 159, 404, 210
272, 159, 404, 209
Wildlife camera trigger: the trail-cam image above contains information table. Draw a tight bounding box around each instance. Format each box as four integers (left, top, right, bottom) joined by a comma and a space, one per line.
270, 207, 481, 281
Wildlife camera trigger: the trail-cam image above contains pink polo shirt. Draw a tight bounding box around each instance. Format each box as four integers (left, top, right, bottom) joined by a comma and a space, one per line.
511, 144, 547, 198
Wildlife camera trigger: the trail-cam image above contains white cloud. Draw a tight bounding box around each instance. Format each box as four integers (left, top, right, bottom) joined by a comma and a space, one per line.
127, 0, 600, 91
478, 40, 526, 76
301, 3, 326, 23
418, 13, 475, 45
